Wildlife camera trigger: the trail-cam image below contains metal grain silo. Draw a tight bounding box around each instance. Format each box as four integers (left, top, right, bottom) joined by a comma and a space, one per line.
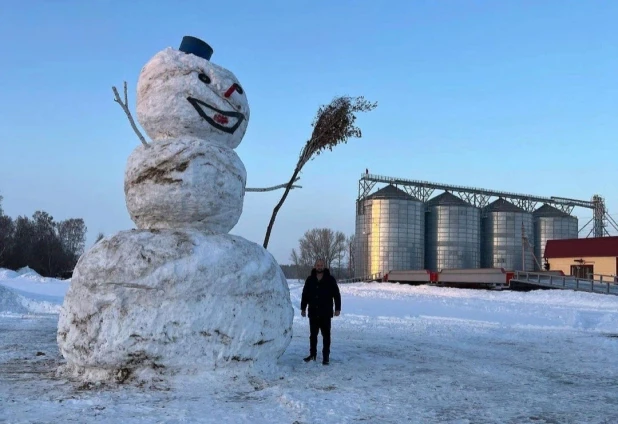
481, 198, 534, 271
425, 192, 481, 271
533, 204, 578, 269
355, 184, 424, 278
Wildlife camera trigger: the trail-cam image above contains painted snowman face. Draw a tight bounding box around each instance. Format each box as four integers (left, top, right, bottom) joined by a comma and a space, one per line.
136, 47, 250, 149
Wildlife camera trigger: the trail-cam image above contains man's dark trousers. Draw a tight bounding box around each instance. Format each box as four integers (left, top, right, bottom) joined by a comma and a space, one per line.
309, 315, 331, 359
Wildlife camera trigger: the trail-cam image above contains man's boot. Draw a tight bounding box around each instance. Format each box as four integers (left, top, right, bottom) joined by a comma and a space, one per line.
303, 354, 316, 362
322, 355, 329, 365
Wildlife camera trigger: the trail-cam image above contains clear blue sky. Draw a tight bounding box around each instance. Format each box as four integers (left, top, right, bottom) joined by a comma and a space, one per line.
1, 0, 617, 264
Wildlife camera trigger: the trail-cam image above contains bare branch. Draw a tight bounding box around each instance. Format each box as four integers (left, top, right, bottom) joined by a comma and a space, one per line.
246, 177, 302, 192
263, 165, 302, 248
112, 82, 150, 148
246, 184, 302, 192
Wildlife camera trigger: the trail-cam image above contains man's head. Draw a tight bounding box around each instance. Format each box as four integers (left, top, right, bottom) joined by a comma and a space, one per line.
314, 259, 325, 274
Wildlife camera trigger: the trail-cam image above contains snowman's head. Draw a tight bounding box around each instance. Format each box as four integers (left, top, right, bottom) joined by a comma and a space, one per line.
136, 37, 250, 149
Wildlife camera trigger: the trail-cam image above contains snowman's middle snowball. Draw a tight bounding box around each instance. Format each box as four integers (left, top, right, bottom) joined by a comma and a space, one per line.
125, 138, 246, 233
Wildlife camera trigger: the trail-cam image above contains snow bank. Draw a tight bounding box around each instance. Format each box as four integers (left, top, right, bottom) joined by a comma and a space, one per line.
0, 284, 29, 315
0, 285, 61, 316
15, 266, 56, 282
0, 268, 19, 280
0, 267, 65, 315
18, 295, 63, 314
0, 267, 69, 299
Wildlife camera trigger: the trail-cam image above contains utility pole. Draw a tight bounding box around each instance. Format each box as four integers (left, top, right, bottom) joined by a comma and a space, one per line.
521, 221, 525, 271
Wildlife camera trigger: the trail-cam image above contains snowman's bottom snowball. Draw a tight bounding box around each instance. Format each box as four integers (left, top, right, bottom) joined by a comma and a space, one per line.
57, 229, 293, 382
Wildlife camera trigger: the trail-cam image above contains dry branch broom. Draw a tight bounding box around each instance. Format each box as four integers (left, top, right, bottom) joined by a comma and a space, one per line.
262, 96, 377, 249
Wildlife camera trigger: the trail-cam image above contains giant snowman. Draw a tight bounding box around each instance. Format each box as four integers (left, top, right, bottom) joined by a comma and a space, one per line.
57, 36, 294, 382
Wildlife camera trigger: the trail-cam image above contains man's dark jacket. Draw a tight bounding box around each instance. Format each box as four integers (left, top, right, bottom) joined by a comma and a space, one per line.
301, 268, 341, 318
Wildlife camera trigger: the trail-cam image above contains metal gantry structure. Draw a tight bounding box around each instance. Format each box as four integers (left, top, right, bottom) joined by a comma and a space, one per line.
358, 173, 618, 238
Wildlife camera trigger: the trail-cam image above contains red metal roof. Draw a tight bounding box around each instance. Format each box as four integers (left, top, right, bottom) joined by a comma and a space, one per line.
544, 236, 618, 258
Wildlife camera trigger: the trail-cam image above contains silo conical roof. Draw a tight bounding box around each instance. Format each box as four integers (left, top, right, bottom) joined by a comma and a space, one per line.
484, 198, 525, 213
366, 184, 420, 201
426, 191, 472, 207
533, 204, 573, 218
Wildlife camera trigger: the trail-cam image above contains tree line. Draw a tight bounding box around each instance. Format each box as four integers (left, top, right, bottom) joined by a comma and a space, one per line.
0, 194, 87, 278
0, 193, 355, 282
284, 228, 356, 280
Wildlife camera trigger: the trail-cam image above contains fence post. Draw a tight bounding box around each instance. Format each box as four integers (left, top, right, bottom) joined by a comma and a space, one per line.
563, 276, 566, 287
550, 275, 553, 286
576, 278, 579, 290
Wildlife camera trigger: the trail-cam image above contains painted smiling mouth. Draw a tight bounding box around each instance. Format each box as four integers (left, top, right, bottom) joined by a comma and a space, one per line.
187, 97, 245, 134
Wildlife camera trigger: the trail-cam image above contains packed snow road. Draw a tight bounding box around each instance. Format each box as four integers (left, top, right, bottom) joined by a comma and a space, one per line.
1, 275, 618, 423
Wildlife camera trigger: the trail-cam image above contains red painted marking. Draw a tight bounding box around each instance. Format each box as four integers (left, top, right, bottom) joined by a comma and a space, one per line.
224, 85, 237, 98
214, 114, 229, 124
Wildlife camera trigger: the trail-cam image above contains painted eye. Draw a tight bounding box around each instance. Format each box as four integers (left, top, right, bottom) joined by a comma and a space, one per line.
235, 85, 244, 95
198, 73, 211, 84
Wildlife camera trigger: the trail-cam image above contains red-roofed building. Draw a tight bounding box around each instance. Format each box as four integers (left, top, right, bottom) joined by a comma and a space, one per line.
544, 236, 618, 278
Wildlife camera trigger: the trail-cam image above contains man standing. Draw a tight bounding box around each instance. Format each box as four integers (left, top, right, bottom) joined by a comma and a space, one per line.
300, 259, 341, 365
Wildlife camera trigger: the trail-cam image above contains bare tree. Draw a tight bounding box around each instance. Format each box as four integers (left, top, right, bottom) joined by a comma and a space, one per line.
95, 232, 105, 244
347, 234, 356, 277
263, 96, 377, 249
292, 228, 348, 274
0, 215, 14, 266
289, 248, 309, 280
0, 206, 88, 276
290, 248, 301, 268
57, 218, 87, 258
10, 216, 35, 270
0, 195, 7, 264
32, 211, 60, 276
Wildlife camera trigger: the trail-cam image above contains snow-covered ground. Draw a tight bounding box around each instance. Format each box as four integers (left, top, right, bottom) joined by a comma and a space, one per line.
2, 268, 618, 423
0, 267, 68, 316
